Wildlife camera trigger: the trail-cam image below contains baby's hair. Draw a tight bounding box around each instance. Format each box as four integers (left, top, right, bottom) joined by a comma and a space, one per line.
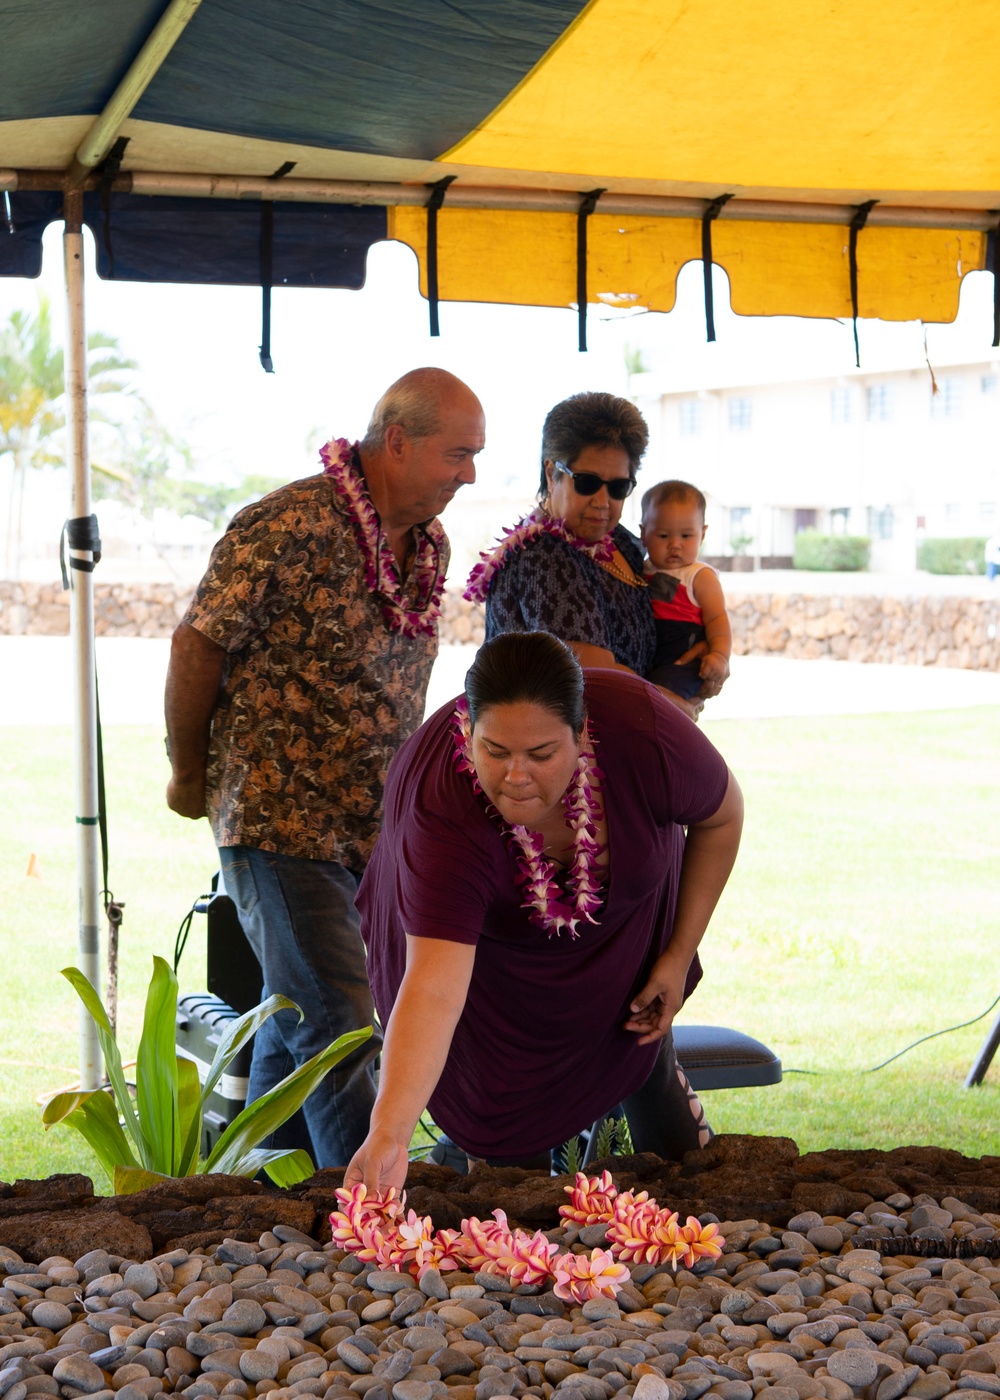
641, 479, 706, 524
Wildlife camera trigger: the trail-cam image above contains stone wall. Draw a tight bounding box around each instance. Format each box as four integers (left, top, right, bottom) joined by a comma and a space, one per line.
0, 581, 191, 637
727, 591, 1000, 671
2, 580, 998, 672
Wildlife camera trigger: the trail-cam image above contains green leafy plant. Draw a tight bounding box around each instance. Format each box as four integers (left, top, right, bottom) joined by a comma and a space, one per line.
42, 956, 372, 1193
593, 1116, 619, 1160
917, 537, 987, 575
590, 1114, 635, 1160
793, 530, 870, 571
563, 1135, 583, 1176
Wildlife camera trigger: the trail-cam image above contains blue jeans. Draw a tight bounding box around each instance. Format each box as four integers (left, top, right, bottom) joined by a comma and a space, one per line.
218, 846, 381, 1169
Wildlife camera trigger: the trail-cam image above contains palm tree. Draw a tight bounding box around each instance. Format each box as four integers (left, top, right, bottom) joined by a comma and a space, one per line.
0, 296, 136, 578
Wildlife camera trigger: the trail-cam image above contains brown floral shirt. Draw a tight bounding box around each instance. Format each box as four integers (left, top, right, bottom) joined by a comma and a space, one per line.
183, 472, 449, 872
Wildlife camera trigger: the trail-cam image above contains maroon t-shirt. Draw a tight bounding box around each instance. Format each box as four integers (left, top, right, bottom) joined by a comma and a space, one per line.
357, 670, 730, 1159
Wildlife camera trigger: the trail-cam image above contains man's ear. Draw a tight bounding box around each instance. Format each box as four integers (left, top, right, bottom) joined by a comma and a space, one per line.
384, 423, 407, 459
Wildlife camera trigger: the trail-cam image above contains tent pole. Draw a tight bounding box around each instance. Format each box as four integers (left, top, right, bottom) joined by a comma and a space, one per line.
63, 190, 102, 1092
65, 0, 204, 187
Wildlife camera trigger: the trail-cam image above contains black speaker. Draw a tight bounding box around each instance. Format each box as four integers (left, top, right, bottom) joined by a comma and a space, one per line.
206, 873, 264, 1015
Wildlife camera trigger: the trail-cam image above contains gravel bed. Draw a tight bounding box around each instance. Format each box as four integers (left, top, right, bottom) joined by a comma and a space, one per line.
2, 1189, 1000, 1400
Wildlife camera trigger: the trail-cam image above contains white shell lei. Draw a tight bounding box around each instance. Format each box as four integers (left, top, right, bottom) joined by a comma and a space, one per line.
320, 436, 447, 637
450, 697, 606, 938
464, 508, 615, 604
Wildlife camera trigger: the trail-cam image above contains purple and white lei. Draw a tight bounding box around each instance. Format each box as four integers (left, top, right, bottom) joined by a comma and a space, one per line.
320, 436, 447, 638
464, 508, 616, 604
450, 697, 606, 939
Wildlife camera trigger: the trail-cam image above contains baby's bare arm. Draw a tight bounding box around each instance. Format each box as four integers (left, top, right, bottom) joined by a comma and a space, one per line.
692, 568, 732, 691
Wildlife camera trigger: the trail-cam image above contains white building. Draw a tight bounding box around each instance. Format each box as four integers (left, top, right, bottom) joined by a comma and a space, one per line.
632, 353, 1000, 572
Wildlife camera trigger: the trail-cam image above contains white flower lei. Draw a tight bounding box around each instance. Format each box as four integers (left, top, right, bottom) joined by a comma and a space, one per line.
450, 697, 606, 939
320, 436, 447, 637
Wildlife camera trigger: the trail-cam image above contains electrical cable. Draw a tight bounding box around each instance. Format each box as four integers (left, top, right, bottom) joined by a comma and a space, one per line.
173, 896, 215, 974
782, 990, 1000, 1076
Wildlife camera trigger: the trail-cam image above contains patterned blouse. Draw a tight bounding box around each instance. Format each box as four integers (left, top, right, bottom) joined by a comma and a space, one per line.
483, 523, 655, 675
183, 473, 448, 872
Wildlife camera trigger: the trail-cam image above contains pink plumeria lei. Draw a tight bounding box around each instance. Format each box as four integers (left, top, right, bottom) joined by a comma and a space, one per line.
320, 436, 447, 637
329, 1173, 724, 1299
464, 507, 616, 604
560, 1170, 725, 1271
450, 696, 605, 938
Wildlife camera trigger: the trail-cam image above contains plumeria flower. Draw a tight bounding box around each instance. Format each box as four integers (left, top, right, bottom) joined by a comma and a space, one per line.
552, 1248, 631, 1303
417, 1228, 469, 1277
651, 1210, 692, 1270
507, 1230, 561, 1287
560, 1170, 619, 1224
330, 1183, 403, 1256
607, 1195, 668, 1265
392, 1209, 436, 1271
678, 1216, 724, 1269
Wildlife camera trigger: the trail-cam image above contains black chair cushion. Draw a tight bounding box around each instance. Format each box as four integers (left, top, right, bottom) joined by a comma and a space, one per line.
673, 1024, 782, 1090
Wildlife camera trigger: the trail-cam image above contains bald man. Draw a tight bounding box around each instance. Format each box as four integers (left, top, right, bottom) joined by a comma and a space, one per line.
165, 368, 485, 1168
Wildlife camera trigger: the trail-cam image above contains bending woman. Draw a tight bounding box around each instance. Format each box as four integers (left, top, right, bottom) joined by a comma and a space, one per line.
347, 632, 743, 1192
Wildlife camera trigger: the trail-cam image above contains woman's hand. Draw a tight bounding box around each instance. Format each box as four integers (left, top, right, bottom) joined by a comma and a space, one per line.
623, 954, 689, 1045
349, 935, 475, 1197
344, 1127, 411, 1194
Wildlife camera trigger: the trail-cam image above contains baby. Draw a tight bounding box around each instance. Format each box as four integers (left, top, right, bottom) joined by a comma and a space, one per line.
640, 480, 732, 701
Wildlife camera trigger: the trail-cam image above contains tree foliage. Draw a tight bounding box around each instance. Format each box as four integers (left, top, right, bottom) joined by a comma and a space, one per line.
0, 296, 136, 575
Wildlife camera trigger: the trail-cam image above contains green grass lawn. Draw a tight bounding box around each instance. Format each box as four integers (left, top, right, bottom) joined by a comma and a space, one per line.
1, 706, 998, 1188
695, 706, 1000, 1158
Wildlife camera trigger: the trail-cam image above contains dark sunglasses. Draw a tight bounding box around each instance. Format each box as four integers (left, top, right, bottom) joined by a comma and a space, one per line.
553, 461, 636, 501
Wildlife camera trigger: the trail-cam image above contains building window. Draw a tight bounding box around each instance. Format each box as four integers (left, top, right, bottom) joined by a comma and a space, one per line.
866, 383, 895, 422
945, 502, 961, 522
727, 396, 752, 431
830, 507, 850, 535
982, 374, 998, 395
831, 387, 852, 424
728, 505, 753, 552
981, 502, 997, 525
868, 506, 894, 540
729, 506, 752, 531
931, 376, 963, 417
679, 399, 704, 435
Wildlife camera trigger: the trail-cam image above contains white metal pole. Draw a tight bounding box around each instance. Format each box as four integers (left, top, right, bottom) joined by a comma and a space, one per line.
63, 191, 102, 1091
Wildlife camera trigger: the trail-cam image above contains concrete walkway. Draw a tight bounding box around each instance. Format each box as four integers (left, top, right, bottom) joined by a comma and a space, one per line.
1, 635, 998, 727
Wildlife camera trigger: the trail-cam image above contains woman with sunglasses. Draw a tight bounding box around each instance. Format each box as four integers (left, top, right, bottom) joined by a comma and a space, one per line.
466, 392, 705, 714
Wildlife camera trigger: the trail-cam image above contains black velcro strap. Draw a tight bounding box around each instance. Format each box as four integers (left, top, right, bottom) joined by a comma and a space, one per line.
701, 193, 734, 342
426, 176, 457, 337
59, 514, 102, 590
576, 188, 605, 353
98, 136, 129, 280
259, 201, 275, 373
849, 200, 878, 367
